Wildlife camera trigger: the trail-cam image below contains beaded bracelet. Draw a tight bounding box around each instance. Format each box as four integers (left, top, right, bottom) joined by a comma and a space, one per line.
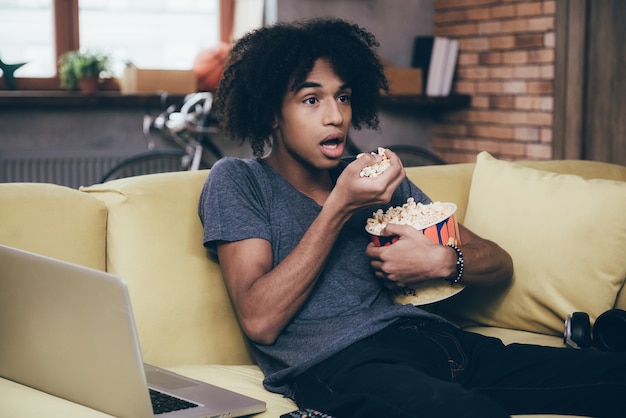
446, 244, 464, 285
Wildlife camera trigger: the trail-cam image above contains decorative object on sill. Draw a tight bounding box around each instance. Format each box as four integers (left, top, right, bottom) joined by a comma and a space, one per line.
0, 56, 28, 90
58, 49, 112, 93
193, 42, 231, 92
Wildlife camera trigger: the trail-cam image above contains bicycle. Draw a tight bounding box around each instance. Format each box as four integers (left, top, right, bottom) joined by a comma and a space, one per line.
99, 92, 222, 183
100, 93, 446, 183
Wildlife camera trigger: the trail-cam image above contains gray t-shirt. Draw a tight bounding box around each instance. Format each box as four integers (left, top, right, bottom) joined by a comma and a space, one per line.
199, 157, 445, 397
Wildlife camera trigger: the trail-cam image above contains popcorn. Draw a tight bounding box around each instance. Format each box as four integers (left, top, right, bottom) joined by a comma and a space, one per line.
358, 147, 390, 178
365, 198, 453, 235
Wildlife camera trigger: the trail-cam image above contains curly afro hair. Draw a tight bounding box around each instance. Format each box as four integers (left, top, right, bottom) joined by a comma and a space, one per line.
215, 18, 389, 157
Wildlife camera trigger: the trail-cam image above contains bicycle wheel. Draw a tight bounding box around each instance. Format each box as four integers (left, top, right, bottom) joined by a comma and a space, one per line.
387, 145, 446, 167
99, 149, 196, 183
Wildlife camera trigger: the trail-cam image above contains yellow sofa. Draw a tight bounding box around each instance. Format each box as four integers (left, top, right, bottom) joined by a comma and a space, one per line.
1, 154, 625, 418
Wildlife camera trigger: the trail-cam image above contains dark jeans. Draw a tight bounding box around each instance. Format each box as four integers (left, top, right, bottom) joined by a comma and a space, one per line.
291, 319, 626, 418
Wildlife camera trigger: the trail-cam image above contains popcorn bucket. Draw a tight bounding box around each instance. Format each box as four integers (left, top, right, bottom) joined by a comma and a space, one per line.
365, 202, 465, 306
366, 202, 461, 247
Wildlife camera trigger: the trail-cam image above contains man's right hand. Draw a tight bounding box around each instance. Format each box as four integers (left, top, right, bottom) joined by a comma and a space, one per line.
330, 148, 406, 213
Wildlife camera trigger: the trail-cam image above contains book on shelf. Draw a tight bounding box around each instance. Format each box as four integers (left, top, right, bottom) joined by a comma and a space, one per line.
412, 35, 459, 97
425, 37, 449, 96
411, 36, 435, 92
440, 39, 459, 96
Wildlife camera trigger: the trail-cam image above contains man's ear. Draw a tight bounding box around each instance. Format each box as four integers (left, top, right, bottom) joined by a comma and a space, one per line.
272, 116, 278, 129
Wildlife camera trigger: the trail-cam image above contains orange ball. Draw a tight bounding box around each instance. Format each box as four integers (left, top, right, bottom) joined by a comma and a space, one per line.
193, 42, 231, 92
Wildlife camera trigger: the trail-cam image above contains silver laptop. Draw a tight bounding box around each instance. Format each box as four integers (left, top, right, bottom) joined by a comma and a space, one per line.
0, 244, 266, 418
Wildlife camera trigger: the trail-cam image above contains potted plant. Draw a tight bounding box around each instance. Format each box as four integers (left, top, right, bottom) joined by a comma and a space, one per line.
58, 49, 111, 93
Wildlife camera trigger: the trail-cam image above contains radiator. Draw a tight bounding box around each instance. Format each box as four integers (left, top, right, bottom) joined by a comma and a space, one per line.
0, 149, 136, 189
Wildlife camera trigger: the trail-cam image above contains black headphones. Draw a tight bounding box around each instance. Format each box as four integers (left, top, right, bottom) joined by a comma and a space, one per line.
564, 309, 626, 351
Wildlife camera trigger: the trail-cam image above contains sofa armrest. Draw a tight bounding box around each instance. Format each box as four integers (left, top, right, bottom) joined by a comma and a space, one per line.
0, 182, 107, 270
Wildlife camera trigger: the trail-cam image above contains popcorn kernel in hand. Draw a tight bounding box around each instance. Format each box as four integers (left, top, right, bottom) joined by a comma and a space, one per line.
359, 147, 391, 178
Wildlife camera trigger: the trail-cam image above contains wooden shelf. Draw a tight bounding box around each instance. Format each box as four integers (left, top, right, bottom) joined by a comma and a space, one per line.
0, 91, 188, 109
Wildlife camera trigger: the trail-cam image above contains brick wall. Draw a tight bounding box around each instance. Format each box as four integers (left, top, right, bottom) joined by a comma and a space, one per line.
432, 0, 556, 163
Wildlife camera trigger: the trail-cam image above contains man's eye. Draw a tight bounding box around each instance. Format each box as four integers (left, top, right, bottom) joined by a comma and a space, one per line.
304, 97, 318, 105
338, 94, 351, 103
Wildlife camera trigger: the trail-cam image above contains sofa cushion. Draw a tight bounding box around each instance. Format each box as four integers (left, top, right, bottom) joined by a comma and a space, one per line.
0, 377, 112, 418
405, 163, 475, 223
167, 365, 297, 417
0, 182, 106, 270
1, 365, 298, 418
81, 171, 254, 367
440, 152, 626, 336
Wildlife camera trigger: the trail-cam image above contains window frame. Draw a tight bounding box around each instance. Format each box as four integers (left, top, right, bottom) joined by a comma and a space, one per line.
1, 0, 233, 91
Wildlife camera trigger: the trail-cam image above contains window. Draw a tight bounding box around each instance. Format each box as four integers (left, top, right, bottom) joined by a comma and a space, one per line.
0, 0, 224, 90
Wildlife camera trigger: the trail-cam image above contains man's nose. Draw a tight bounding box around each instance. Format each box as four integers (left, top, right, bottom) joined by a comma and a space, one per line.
324, 101, 345, 125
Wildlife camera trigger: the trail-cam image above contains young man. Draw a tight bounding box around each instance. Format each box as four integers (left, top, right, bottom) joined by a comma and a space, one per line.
199, 18, 625, 417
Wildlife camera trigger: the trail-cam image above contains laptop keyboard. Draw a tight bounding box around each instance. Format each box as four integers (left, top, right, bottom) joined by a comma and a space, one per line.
149, 388, 199, 415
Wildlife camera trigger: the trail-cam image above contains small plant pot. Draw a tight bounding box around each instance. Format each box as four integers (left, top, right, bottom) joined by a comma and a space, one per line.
79, 76, 99, 94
